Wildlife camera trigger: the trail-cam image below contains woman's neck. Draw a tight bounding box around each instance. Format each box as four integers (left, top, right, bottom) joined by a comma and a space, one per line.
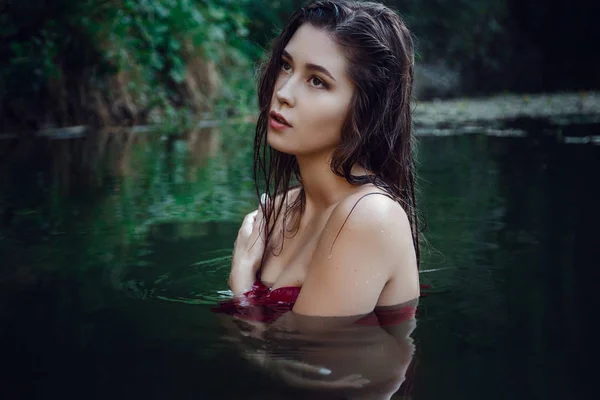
295, 153, 369, 215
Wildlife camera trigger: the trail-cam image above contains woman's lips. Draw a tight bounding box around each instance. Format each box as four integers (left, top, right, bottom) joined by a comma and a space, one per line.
269, 111, 291, 128
269, 115, 291, 131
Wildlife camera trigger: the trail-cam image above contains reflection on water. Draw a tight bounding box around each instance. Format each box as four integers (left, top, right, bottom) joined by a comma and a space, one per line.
216, 300, 418, 399
0, 125, 599, 399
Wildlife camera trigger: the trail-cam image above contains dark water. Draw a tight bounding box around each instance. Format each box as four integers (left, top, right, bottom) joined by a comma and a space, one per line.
0, 125, 598, 399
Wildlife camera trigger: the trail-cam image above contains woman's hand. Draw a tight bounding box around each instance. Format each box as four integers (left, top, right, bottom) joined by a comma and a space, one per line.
228, 195, 269, 296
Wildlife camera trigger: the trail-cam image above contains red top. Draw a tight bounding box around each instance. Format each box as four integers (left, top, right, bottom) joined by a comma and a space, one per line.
211, 279, 417, 325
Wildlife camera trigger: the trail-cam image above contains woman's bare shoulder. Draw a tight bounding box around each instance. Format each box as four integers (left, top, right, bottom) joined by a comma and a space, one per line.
336, 187, 409, 225
328, 186, 413, 250
293, 187, 416, 316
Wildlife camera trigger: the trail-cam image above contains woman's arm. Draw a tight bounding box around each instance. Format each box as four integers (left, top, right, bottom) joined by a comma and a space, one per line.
228, 195, 272, 296
228, 209, 264, 296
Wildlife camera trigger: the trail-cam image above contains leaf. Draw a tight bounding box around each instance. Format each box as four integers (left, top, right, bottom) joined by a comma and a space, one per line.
191, 8, 206, 25
154, 3, 170, 18
168, 38, 181, 52
150, 51, 164, 70
208, 25, 226, 42
169, 56, 186, 83
208, 7, 226, 21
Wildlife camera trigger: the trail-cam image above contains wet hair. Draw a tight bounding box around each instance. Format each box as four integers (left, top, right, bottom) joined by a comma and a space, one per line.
254, 0, 420, 264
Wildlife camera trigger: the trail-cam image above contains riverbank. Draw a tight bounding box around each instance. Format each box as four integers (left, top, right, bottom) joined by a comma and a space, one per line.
415, 91, 599, 125
413, 91, 600, 142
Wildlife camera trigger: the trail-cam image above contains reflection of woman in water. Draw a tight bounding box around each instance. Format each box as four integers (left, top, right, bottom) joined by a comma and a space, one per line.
215, 0, 421, 396
217, 299, 418, 398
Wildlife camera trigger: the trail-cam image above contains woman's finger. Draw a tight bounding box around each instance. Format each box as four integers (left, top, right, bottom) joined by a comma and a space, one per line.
240, 210, 258, 237
247, 209, 259, 221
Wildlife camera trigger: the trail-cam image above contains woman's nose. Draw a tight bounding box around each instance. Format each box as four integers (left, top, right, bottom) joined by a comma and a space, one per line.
276, 78, 295, 107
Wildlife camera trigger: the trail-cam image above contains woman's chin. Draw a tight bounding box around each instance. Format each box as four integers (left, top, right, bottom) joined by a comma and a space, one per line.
266, 133, 294, 155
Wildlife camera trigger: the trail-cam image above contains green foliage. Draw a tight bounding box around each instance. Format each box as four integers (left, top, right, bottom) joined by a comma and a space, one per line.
2, 0, 588, 127
0, 1, 100, 100
0, 0, 261, 131
0, 0, 518, 128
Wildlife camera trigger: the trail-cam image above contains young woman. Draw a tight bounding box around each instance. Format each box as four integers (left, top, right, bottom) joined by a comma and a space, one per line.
229, 0, 420, 318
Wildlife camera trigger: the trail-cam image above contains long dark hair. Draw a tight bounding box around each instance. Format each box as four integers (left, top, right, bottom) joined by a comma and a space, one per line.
254, 0, 420, 265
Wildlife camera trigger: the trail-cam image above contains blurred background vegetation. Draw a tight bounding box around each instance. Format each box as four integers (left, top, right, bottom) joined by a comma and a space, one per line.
1, 0, 598, 133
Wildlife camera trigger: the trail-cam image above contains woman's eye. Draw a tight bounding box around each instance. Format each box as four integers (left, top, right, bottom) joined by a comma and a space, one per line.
310, 76, 325, 88
281, 61, 292, 72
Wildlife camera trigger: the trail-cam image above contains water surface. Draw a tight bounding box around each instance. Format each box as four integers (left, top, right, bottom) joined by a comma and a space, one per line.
0, 125, 598, 399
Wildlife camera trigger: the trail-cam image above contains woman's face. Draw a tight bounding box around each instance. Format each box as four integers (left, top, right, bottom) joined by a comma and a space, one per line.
267, 24, 354, 158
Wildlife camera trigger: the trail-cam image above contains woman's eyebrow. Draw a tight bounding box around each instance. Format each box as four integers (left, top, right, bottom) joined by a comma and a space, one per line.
282, 50, 337, 82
